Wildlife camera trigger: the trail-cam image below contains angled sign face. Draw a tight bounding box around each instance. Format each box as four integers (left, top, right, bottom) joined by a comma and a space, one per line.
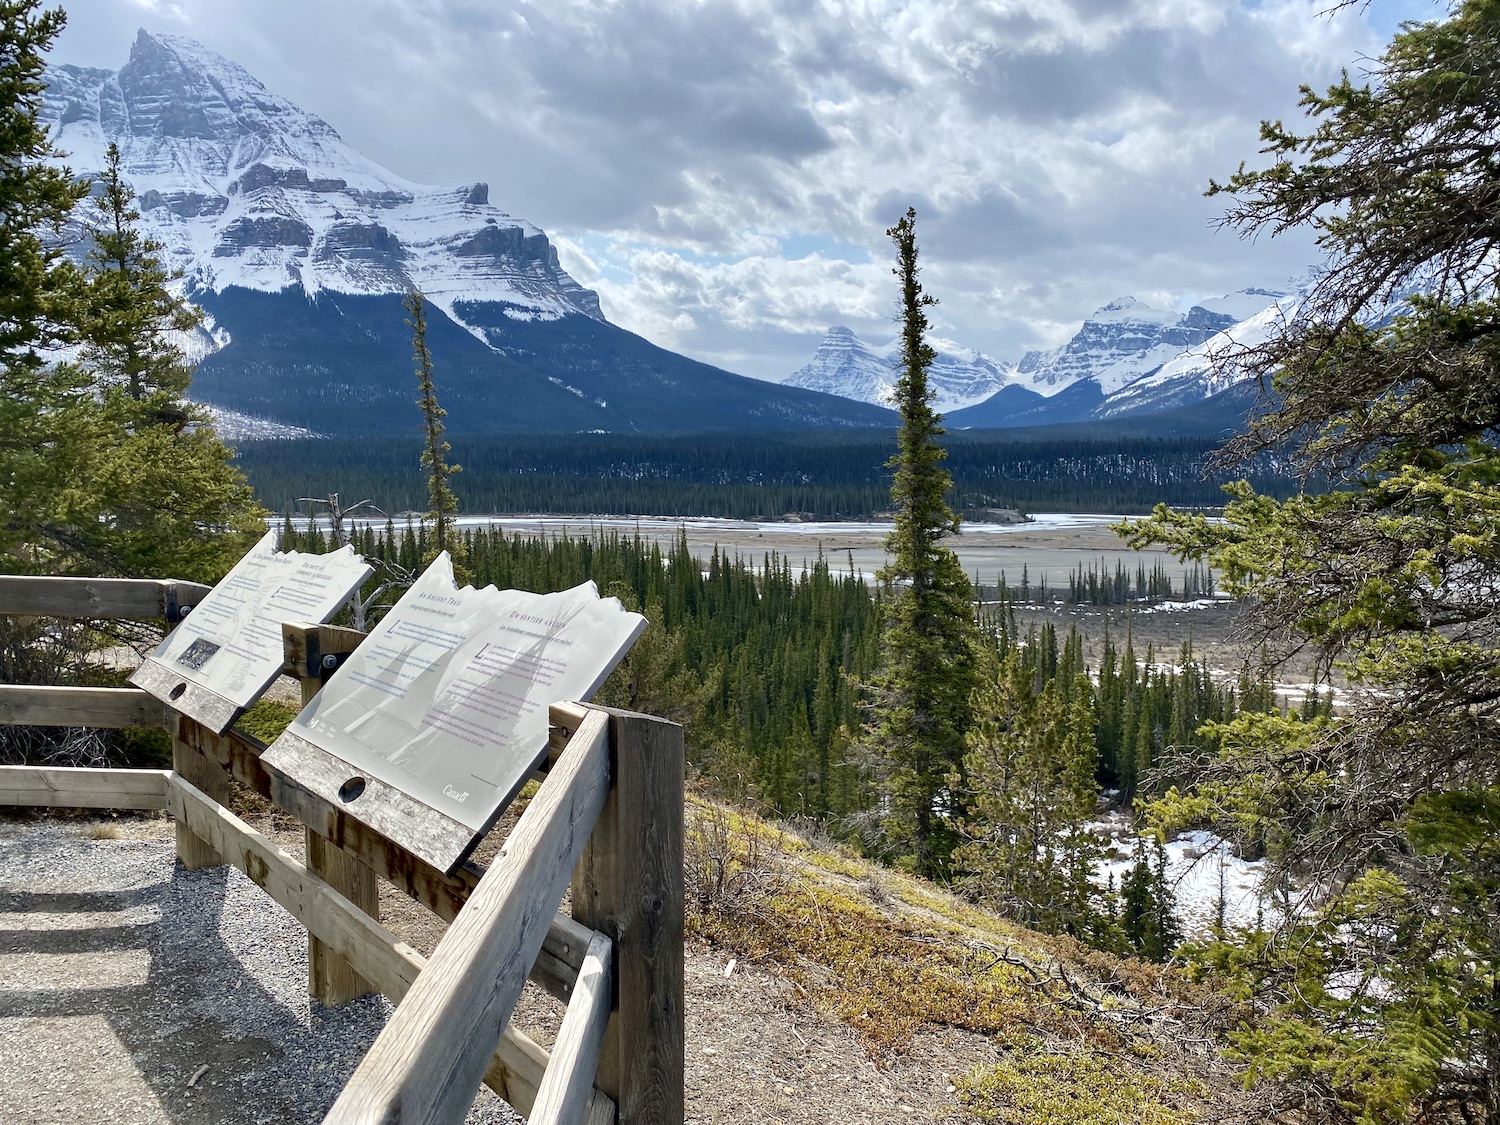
132, 531, 373, 732
262, 554, 646, 873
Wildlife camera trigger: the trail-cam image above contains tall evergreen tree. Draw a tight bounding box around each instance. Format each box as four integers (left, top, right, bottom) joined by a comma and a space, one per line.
865, 208, 977, 877
404, 289, 460, 559
0, 12, 258, 582
69, 142, 261, 581
0, 1, 89, 573
1127, 3, 1500, 1117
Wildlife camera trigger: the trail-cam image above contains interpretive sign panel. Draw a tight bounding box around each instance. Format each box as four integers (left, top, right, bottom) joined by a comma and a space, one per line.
261, 553, 646, 873
132, 531, 373, 733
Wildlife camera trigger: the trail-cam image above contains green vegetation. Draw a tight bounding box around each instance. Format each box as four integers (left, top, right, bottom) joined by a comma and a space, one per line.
235, 429, 1302, 520
956, 642, 1102, 936
957, 1054, 1195, 1125
287, 516, 1284, 963
683, 796, 1222, 1122
1124, 2, 1500, 1117
955, 598, 1285, 959
234, 699, 299, 745
863, 209, 978, 879
0, 5, 260, 583
404, 289, 460, 557
0, 2, 88, 574
1062, 559, 1214, 606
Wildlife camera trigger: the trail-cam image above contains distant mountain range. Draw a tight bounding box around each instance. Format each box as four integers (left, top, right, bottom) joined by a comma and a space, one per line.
790, 288, 1295, 427
47, 30, 1293, 440
45, 31, 893, 437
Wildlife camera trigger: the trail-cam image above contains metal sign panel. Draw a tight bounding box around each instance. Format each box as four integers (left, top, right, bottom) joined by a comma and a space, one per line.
261, 554, 646, 873
132, 531, 373, 732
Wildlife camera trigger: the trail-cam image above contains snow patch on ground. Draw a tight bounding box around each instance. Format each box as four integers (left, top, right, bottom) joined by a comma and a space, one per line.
1134, 598, 1221, 614
200, 404, 318, 441
1093, 810, 1277, 936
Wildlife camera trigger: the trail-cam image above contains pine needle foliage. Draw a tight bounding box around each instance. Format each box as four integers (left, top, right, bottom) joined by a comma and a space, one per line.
865, 208, 978, 878
0, 0, 88, 572
404, 289, 460, 557
72, 142, 262, 581
1126, 3, 1500, 1118
0, 1, 81, 359
0, 8, 258, 582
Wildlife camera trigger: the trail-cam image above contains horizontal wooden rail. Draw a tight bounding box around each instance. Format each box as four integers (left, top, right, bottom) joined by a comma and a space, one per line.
531, 930, 616, 1125
166, 773, 613, 1122
325, 707, 614, 1125
0, 766, 170, 810
0, 685, 168, 729
0, 575, 210, 621
173, 715, 592, 1002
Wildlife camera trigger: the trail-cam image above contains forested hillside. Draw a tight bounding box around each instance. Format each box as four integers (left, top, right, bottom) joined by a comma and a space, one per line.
279, 517, 1303, 963
238, 429, 1302, 519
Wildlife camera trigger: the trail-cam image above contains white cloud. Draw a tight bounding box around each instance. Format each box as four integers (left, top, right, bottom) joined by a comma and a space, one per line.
53, 0, 1447, 380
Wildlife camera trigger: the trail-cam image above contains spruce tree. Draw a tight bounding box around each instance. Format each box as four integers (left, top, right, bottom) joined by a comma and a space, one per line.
1127, 2, 1500, 1117
865, 208, 977, 877
404, 290, 460, 560
0, 1, 89, 572
70, 142, 261, 581
956, 648, 1103, 934
0, 13, 258, 582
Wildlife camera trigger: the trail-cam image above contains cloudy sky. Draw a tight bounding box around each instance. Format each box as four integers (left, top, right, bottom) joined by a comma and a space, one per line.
54, 0, 1446, 381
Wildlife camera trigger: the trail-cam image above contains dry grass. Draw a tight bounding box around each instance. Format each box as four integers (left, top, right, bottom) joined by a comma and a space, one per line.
684, 799, 1245, 1124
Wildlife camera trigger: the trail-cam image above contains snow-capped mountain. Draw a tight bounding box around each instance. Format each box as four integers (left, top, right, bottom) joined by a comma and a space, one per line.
786, 326, 1010, 412
1012, 294, 1281, 398
789, 288, 1291, 428
44, 32, 891, 435
1097, 293, 1297, 418
47, 32, 601, 330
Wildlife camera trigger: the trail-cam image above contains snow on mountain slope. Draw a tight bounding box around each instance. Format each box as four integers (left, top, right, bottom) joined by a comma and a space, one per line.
1013, 296, 1248, 398
1097, 291, 1297, 418
787, 326, 1011, 412
792, 289, 1289, 423
43, 30, 603, 334
197, 403, 319, 441
1194, 287, 1288, 323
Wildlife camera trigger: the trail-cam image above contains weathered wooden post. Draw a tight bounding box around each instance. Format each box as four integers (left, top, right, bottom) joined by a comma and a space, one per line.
2, 572, 687, 1122
283, 620, 380, 1005
570, 707, 686, 1125
172, 733, 233, 869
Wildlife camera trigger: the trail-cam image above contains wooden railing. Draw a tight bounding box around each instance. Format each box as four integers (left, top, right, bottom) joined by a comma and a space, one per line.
0, 576, 685, 1125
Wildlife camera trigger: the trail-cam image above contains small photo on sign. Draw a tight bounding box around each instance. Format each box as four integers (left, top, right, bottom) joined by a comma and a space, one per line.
130, 529, 374, 733
175, 638, 221, 672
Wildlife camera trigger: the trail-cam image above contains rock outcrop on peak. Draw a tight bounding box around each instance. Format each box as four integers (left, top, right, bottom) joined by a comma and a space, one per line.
46, 31, 893, 435
790, 289, 1294, 429
787, 326, 1010, 413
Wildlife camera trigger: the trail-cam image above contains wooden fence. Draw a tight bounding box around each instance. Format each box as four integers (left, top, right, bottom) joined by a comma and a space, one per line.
0, 575, 685, 1125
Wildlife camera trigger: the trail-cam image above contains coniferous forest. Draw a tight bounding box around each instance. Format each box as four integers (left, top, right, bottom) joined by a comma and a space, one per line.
235, 429, 1302, 520
278, 513, 1306, 964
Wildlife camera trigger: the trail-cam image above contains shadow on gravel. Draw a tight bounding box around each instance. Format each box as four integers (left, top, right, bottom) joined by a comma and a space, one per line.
1, 856, 390, 1124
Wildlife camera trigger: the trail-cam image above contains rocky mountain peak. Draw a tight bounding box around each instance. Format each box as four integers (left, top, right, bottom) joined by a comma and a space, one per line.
786, 326, 1010, 413
115, 30, 334, 144
45, 32, 603, 325
1012, 293, 1267, 398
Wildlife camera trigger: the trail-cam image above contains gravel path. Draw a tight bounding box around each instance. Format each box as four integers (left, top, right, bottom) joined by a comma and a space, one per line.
0, 819, 520, 1125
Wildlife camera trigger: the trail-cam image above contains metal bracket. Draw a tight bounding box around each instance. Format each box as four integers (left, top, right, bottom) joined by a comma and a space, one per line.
160, 582, 197, 624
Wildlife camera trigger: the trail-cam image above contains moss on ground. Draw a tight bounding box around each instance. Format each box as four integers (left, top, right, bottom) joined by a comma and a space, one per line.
233, 699, 298, 743
685, 800, 1234, 1122
957, 1052, 1204, 1125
